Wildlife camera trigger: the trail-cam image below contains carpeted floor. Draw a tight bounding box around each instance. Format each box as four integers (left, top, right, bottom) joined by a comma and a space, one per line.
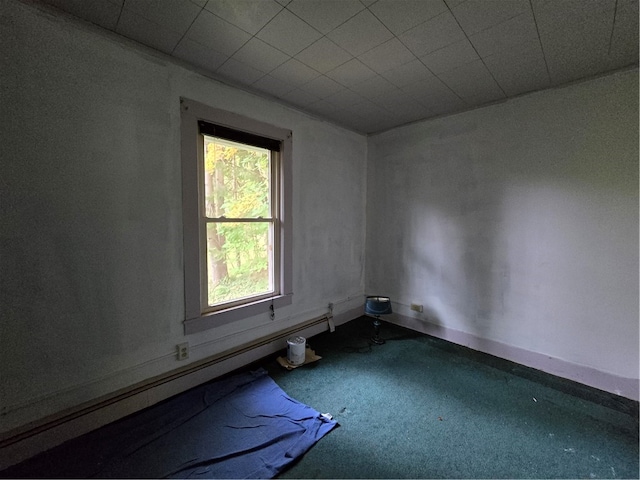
267, 317, 639, 479
2, 317, 638, 479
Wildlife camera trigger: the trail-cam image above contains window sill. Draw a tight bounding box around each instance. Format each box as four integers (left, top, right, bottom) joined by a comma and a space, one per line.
183, 294, 293, 335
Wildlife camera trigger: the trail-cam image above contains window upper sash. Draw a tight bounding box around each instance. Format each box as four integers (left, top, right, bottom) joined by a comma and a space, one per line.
198, 120, 281, 152
203, 218, 276, 222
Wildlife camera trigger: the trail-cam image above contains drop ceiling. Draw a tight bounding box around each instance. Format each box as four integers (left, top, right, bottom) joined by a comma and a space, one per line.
38, 0, 638, 134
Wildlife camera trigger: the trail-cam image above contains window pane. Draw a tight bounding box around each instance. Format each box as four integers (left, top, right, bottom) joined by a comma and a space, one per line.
205, 222, 274, 307
203, 136, 271, 219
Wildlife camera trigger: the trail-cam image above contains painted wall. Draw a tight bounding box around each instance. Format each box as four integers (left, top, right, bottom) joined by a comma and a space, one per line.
367, 69, 639, 399
0, 1, 366, 432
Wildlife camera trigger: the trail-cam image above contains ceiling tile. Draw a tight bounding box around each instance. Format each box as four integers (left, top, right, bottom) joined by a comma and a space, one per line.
216, 58, 265, 85
436, 59, 506, 104
353, 75, 399, 101
530, 0, 614, 17
286, 0, 365, 34
326, 58, 377, 87
42, 0, 639, 134
400, 11, 466, 57
231, 38, 290, 74
327, 9, 394, 56
173, 37, 229, 71
358, 38, 416, 74
116, 9, 183, 54
281, 88, 321, 107
295, 37, 353, 73
370, 88, 418, 112
607, 0, 639, 67
347, 104, 396, 132
185, 9, 251, 56
307, 99, 342, 117
401, 75, 460, 104
361, 111, 404, 133
257, 8, 322, 56
252, 74, 296, 97
469, 11, 539, 58
368, 0, 448, 35
450, 0, 530, 36
421, 38, 480, 74
533, 0, 616, 84
381, 59, 436, 87
42, 0, 122, 30
422, 94, 467, 114
203, 0, 283, 34
122, 0, 201, 35
356, 116, 402, 134
300, 75, 345, 98
390, 102, 433, 124
269, 58, 320, 86
325, 88, 365, 107
325, 110, 358, 129
483, 47, 550, 96
463, 87, 507, 107
334, 107, 368, 126
350, 99, 391, 118
420, 94, 467, 117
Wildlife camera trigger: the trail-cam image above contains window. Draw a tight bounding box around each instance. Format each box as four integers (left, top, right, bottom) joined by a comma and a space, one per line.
180, 99, 292, 334
200, 131, 276, 310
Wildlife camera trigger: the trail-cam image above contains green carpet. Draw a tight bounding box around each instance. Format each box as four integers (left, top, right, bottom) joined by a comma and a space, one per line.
2, 317, 637, 479
266, 317, 639, 479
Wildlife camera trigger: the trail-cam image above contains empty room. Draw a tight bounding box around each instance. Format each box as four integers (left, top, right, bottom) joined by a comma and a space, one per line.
1, 0, 638, 478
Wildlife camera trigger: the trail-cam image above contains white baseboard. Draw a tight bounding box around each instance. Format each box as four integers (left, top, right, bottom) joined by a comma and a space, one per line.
390, 313, 639, 402
0, 306, 361, 471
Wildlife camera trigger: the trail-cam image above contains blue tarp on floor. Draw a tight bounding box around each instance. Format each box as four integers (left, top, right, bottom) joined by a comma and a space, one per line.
1, 368, 337, 479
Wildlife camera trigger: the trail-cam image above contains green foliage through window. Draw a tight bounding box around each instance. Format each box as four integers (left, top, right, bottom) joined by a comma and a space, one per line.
203, 136, 274, 307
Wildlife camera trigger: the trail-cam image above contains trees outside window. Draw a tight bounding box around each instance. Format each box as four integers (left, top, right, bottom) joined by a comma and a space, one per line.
202, 136, 275, 308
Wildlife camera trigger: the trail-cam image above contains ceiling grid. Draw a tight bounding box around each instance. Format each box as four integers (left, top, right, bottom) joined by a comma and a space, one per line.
38, 0, 639, 134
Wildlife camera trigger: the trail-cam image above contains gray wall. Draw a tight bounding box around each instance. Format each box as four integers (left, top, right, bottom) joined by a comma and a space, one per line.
367, 69, 639, 398
0, 1, 366, 432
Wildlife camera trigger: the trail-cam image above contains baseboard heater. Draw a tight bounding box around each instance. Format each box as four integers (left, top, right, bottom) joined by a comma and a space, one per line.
0, 313, 335, 467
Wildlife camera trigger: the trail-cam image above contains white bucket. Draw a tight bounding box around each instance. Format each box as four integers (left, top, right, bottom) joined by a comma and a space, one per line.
287, 336, 306, 365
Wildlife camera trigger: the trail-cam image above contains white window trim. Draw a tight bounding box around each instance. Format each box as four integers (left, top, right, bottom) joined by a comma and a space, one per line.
180, 98, 293, 335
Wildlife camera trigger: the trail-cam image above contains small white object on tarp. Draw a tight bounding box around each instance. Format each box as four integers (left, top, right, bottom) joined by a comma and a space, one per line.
287, 336, 306, 365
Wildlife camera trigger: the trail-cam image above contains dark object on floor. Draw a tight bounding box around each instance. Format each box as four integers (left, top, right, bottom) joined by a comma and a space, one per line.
1, 369, 337, 479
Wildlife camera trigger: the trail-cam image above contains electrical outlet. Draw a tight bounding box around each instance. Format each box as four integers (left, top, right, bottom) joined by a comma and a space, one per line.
177, 342, 189, 360
410, 303, 423, 313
